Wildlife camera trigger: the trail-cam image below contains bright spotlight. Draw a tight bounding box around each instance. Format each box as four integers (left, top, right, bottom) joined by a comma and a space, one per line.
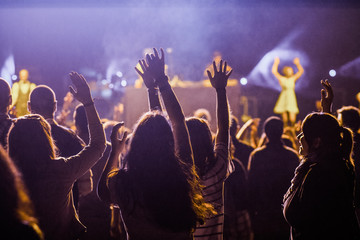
240, 77, 248, 85
329, 69, 336, 77
116, 71, 123, 78
11, 75, 18, 81
121, 79, 127, 87
101, 79, 108, 85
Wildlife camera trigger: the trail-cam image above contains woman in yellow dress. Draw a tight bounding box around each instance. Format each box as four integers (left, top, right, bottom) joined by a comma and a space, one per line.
272, 57, 304, 127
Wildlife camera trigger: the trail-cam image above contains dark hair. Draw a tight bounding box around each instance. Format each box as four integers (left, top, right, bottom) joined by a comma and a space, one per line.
337, 106, 360, 132
264, 116, 283, 142
119, 111, 211, 232
29, 85, 56, 117
186, 117, 216, 177
0, 78, 11, 112
8, 114, 56, 178
0, 145, 43, 239
302, 112, 353, 164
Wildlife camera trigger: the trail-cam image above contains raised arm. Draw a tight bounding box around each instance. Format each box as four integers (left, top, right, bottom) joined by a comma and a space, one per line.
146, 48, 193, 165
320, 79, 333, 114
135, 59, 162, 111
207, 60, 232, 146
98, 122, 127, 203
272, 57, 282, 81
293, 57, 304, 81
67, 72, 106, 179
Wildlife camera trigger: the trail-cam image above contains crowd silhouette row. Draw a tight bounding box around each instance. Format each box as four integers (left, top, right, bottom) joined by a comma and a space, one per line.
0, 48, 360, 240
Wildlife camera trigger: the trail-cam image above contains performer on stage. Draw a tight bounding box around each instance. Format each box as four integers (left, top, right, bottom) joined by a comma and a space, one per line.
272, 57, 304, 128
11, 69, 36, 117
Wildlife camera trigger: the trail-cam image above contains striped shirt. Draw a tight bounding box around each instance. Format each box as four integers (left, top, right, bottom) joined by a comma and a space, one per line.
194, 142, 231, 240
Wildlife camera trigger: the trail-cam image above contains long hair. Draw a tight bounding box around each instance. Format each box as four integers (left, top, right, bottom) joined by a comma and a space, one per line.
0, 145, 43, 239
302, 112, 354, 166
8, 114, 56, 178
186, 117, 216, 177
119, 111, 212, 232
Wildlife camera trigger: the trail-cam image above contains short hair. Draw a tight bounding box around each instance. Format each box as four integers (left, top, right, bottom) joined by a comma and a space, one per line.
29, 85, 56, 116
0, 78, 11, 112
337, 106, 360, 132
264, 116, 283, 141
193, 108, 211, 123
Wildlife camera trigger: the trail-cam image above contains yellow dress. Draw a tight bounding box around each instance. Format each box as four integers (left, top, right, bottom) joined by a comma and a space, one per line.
274, 76, 299, 114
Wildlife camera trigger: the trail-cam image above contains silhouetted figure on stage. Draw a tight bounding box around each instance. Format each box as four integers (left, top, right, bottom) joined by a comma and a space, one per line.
0, 78, 14, 149
248, 116, 299, 240
11, 69, 36, 117
272, 57, 304, 128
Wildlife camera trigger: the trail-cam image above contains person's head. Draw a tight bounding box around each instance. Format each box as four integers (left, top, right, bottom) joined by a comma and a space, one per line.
299, 112, 353, 161
8, 114, 56, 176
0, 78, 12, 114
186, 117, 215, 177
125, 111, 175, 172
264, 116, 283, 142
73, 104, 89, 144
193, 108, 211, 123
19, 69, 29, 82
337, 106, 360, 132
28, 85, 57, 119
282, 66, 294, 77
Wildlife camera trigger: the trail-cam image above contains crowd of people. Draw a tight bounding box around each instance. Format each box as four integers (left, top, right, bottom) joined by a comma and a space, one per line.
0, 48, 360, 240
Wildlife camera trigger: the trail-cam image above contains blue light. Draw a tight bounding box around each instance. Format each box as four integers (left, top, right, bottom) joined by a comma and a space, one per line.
11, 75, 18, 81
240, 77, 248, 85
329, 69, 336, 77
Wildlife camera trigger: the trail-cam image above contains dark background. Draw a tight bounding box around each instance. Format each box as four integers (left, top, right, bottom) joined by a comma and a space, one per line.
1, 0, 359, 123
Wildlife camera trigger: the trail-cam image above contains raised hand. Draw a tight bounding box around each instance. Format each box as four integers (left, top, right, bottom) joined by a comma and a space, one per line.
293, 57, 300, 65
320, 79, 333, 113
274, 57, 280, 64
69, 71, 93, 105
110, 122, 128, 157
146, 48, 168, 88
135, 60, 156, 89
207, 60, 233, 90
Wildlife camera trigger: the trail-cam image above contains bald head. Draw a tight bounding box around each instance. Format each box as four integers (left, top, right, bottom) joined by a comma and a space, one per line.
28, 85, 57, 118
0, 78, 12, 113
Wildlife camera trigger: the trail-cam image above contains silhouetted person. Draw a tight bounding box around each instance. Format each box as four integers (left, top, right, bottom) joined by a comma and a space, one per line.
337, 106, 360, 219
98, 48, 213, 239
74, 104, 113, 240
28, 85, 92, 211
0, 145, 44, 240
11, 69, 36, 117
0, 78, 14, 149
8, 72, 106, 240
248, 116, 299, 240
283, 112, 360, 239
230, 115, 254, 170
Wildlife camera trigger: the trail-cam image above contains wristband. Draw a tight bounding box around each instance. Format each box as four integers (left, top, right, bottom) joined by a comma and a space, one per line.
83, 101, 94, 107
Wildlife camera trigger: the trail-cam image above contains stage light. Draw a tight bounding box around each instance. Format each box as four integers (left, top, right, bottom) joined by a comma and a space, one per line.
329, 69, 336, 77
116, 71, 123, 78
240, 77, 248, 85
109, 83, 114, 89
166, 48, 173, 54
101, 79, 108, 85
121, 79, 127, 87
11, 75, 18, 81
